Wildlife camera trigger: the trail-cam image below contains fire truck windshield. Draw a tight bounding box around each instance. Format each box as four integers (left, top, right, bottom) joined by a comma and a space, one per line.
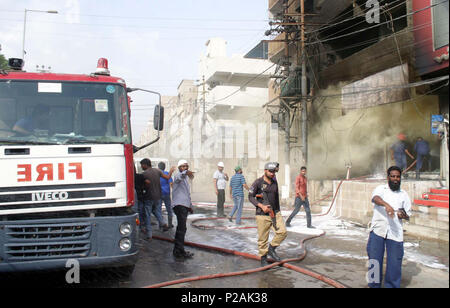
0, 81, 131, 145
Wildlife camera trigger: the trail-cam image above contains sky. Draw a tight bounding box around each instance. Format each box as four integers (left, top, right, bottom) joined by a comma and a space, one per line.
0, 0, 270, 141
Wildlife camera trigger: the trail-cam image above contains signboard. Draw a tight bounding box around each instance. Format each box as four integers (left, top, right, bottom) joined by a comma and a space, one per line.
431, 114, 444, 135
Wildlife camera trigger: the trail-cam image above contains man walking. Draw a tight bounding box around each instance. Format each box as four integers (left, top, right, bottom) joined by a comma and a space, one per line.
286, 166, 314, 228
249, 162, 287, 267
414, 137, 431, 179
213, 162, 229, 217
228, 166, 249, 225
140, 159, 175, 240
158, 162, 174, 228
366, 166, 412, 288
172, 160, 195, 260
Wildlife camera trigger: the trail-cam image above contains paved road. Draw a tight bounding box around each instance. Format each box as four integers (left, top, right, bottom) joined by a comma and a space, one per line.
0, 203, 448, 288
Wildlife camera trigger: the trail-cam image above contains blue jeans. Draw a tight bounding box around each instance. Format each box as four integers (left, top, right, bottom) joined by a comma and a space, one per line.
137, 200, 147, 230
151, 199, 166, 227
160, 194, 174, 226
416, 153, 431, 172
394, 155, 407, 170
229, 195, 244, 224
286, 197, 312, 227
366, 231, 404, 288
143, 199, 164, 238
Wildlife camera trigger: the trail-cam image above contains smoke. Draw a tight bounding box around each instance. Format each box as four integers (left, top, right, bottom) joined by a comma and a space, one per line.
308, 83, 440, 180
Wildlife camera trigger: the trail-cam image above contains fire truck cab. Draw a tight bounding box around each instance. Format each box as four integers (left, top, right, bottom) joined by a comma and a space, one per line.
0, 58, 161, 276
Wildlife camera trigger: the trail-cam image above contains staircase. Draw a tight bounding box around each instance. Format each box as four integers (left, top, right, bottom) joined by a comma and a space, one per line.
414, 188, 449, 209
404, 188, 449, 241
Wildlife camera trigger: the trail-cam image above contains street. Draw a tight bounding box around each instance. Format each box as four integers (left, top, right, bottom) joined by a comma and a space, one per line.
0, 202, 448, 288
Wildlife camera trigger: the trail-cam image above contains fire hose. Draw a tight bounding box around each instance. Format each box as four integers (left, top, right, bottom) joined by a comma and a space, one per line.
142, 176, 374, 289
146, 231, 347, 289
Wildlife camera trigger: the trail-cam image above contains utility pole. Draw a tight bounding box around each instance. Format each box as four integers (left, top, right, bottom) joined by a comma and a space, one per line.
300, 0, 308, 165
283, 0, 291, 174
202, 75, 206, 130
200, 75, 207, 142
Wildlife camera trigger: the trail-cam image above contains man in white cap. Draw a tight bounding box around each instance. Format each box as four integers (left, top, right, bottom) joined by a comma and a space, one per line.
172, 160, 195, 260
213, 161, 229, 217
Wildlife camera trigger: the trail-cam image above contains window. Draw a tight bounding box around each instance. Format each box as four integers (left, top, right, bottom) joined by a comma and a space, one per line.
433, 0, 449, 50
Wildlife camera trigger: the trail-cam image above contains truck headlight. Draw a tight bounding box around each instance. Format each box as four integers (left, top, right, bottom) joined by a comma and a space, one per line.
119, 238, 132, 252
119, 223, 132, 236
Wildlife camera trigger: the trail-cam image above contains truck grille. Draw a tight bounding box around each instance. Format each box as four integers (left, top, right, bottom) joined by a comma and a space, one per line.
3, 222, 92, 261
6, 223, 91, 240
5, 241, 91, 260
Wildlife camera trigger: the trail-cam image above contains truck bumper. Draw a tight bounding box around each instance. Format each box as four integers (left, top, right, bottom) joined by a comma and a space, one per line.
0, 211, 139, 273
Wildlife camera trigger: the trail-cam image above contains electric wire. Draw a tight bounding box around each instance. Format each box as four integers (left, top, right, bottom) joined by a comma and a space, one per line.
314, 0, 407, 42
305, 0, 405, 35
305, 0, 449, 46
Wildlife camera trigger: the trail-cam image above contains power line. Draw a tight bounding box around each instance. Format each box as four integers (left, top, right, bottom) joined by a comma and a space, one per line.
306, 0, 449, 46
316, 0, 406, 42
305, 18, 447, 60
0, 17, 265, 32
0, 9, 269, 23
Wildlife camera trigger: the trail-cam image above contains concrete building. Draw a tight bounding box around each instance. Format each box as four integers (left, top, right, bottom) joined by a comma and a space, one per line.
266, 0, 449, 240
137, 38, 276, 201
190, 38, 277, 200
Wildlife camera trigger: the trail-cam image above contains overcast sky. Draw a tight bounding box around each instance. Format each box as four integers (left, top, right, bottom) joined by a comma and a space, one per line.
0, 0, 269, 141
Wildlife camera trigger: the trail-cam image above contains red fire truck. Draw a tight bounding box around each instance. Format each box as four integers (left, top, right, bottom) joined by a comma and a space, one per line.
0, 58, 163, 276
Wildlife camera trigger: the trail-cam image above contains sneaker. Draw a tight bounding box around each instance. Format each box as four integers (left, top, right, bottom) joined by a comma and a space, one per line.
161, 224, 170, 232
307, 225, 316, 229
173, 250, 185, 260
173, 250, 194, 260
260, 255, 269, 267
268, 245, 281, 262
286, 222, 292, 227
228, 216, 233, 222
182, 251, 194, 258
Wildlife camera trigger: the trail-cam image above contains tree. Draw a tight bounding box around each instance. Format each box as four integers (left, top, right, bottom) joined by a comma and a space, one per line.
0, 54, 8, 70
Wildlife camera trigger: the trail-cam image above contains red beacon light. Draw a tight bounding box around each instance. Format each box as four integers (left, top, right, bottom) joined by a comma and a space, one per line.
94, 58, 110, 76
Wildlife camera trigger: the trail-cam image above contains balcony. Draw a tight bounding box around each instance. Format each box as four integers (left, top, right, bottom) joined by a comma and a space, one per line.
269, 0, 284, 15
203, 56, 275, 87
205, 85, 269, 108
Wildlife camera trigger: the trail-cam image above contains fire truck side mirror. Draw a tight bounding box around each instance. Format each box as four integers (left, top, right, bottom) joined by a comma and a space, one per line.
154, 105, 164, 131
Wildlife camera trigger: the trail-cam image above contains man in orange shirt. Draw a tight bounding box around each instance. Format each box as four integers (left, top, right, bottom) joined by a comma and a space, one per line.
286, 166, 315, 229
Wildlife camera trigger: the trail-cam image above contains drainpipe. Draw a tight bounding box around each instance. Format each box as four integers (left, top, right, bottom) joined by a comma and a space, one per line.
300, 0, 308, 165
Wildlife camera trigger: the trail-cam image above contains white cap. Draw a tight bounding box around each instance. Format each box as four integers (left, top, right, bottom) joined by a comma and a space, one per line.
178, 160, 188, 167
217, 162, 225, 167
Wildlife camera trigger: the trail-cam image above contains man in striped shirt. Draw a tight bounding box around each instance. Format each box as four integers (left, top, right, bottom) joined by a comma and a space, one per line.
227, 166, 249, 225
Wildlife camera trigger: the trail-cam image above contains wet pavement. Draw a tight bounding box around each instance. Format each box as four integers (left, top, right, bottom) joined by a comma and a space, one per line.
0, 202, 448, 288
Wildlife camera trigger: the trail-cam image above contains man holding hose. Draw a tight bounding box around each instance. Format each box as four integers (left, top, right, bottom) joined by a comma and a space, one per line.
249, 162, 287, 267
366, 166, 412, 288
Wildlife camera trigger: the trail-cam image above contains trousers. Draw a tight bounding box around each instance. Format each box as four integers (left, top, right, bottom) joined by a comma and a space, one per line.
173, 205, 189, 254
217, 189, 225, 217
255, 212, 287, 257
286, 197, 312, 227
366, 231, 404, 288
